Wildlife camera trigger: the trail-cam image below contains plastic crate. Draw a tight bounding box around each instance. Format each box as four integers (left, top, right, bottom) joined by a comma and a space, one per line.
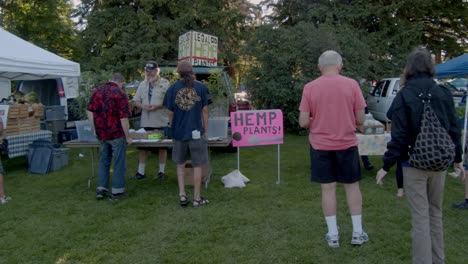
58, 129, 78, 143
46, 120, 66, 133
50, 148, 69, 171
28, 139, 53, 165
207, 117, 229, 138
44, 106, 66, 121
75, 120, 98, 142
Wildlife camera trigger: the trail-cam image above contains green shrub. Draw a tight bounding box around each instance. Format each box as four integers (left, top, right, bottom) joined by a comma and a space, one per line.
456, 106, 466, 118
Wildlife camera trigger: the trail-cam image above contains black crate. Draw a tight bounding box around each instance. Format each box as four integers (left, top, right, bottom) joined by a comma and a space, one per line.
44, 106, 65, 121
58, 129, 78, 143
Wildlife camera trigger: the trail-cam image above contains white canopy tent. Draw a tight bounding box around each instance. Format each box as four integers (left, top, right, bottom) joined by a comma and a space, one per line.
0, 27, 80, 81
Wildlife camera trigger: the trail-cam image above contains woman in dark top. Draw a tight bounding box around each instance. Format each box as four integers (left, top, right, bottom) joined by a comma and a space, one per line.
386, 102, 405, 197
375, 47, 464, 264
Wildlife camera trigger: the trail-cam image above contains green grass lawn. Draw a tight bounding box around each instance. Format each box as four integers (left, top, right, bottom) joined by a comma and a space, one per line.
0, 134, 467, 263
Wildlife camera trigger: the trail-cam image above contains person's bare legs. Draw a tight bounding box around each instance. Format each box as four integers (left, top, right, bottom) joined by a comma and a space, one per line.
321, 182, 339, 247
177, 163, 186, 197
321, 182, 337, 216
343, 182, 362, 215
193, 166, 202, 201
137, 149, 149, 176
0, 173, 10, 204
344, 181, 367, 245
158, 148, 167, 175
464, 173, 468, 200
0, 173, 5, 198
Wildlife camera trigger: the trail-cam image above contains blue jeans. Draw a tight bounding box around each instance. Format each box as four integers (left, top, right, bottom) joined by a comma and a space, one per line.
96, 136, 127, 194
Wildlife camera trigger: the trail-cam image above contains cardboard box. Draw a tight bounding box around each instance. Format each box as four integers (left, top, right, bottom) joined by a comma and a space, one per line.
184, 160, 211, 186
8, 104, 29, 118
178, 31, 218, 67
32, 104, 44, 118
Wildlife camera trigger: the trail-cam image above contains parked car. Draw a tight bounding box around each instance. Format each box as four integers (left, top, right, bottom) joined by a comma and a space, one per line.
229, 91, 253, 113
367, 77, 463, 122
366, 78, 400, 122
229, 100, 252, 113
16, 77, 79, 121
449, 78, 467, 91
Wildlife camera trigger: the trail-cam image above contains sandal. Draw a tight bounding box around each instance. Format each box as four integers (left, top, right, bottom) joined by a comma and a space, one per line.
179, 195, 189, 207
193, 197, 209, 208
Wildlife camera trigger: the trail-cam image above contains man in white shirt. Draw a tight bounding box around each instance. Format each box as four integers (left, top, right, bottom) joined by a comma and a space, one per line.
133, 61, 171, 180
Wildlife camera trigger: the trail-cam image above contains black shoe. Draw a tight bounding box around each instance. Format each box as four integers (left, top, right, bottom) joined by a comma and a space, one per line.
96, 190, 108, 200
452, 200, 468, 209
109, 193, 128, 201
134, 172, 146, 180
364, 163, 374, 170
156, 172, 166, 181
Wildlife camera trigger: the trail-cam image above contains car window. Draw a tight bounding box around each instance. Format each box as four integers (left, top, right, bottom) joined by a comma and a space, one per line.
371, 81, 390, 97
380, 81, 391, 97
391, 80, 400, 95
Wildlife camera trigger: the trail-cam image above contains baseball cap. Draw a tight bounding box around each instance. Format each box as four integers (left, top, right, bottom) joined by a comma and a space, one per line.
144, 61, 159, 71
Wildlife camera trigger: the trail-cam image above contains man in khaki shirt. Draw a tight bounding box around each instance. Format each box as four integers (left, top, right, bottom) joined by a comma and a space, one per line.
133, 61, 171, 180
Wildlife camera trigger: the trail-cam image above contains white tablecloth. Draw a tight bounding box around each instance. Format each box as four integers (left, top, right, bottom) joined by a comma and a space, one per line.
6, 130, 52, 158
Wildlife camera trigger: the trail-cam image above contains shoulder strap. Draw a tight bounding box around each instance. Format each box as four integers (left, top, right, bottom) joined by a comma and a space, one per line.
416, 83, 441, 103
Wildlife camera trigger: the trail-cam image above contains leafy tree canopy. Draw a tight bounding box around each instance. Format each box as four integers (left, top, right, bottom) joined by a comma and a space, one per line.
245, 0, 467, 131
0, 0, 77, 59
76, 0, 259, 80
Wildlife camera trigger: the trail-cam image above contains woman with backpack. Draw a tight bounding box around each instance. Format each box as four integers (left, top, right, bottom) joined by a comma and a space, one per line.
375, 47, 464, 264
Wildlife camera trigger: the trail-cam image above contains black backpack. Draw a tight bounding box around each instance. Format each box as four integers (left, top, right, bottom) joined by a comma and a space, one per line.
408, 84, 455, 171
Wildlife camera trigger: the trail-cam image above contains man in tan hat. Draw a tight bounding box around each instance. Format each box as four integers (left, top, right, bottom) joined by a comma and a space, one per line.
133, 61, 171, 180
163, 60, 210, 207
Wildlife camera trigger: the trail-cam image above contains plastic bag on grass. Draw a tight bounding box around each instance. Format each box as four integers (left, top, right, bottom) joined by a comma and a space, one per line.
221, 170, 250, 188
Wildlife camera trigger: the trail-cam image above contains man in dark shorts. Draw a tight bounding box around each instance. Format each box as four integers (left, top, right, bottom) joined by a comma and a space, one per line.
163, 61, 209, 208
298, 50, 368, 248
133, 61, 171, 180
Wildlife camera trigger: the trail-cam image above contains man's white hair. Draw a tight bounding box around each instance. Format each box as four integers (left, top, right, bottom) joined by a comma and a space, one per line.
318, 50, 343, 66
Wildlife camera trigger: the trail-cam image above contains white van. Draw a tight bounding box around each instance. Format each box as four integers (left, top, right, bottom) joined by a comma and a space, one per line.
16, 77, 79, 121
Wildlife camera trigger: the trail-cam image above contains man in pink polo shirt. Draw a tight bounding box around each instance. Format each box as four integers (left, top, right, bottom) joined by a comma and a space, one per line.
299, 50, 367, 248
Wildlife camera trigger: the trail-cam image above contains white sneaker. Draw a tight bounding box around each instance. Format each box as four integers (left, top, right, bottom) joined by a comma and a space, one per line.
325, 234, 339, 248
0, 196, 12, 205
396, 188, 405, 197
351, 232, 369, 246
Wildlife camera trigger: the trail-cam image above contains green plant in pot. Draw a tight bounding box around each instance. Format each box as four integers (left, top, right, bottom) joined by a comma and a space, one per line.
203, 69, 233, 117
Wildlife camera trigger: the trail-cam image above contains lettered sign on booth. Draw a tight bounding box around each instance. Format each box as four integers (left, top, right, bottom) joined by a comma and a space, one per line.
230, 109, 283, 147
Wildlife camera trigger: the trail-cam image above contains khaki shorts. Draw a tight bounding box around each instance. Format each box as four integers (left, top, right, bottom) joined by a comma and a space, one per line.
172, 138, 208, 166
